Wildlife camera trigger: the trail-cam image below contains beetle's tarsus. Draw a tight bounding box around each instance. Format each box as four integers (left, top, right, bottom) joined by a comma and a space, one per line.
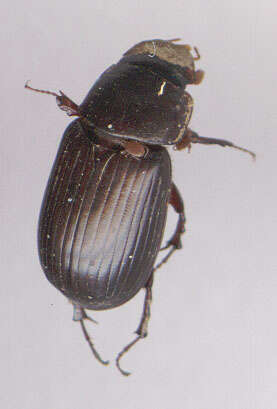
232, 145, 256, 160
116, 278, 152, 376
79, 320, 109, 366
190, 133, 256, 160
116, 336, 141, 376
25, 80, 60, 97
25, 81, 80, 117
136, 277, 152, 336
154, 246, 177, 271
73, 305, 107, 365
176, 129, 256, 160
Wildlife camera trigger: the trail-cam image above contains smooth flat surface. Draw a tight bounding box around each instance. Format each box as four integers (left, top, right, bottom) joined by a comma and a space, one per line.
1, 1, 277, 408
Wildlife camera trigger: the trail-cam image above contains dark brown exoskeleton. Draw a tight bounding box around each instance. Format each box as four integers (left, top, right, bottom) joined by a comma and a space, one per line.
26, 38, 255, 376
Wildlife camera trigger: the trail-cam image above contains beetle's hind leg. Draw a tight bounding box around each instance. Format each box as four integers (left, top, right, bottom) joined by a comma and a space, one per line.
73, 304, 109, 366
116, 275, 153, 376
155, 183, 185, 270
112, 184, 184, 376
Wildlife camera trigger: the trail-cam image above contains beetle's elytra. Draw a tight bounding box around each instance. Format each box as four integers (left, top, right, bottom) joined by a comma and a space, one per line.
26, 38, 255, 376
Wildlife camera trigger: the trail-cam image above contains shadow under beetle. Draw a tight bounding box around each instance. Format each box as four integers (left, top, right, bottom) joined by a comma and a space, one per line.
26, 38, 255, 376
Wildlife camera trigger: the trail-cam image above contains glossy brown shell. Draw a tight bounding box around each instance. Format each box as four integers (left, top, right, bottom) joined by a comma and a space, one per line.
38, 120, 172, 310
79, 56, 193, 145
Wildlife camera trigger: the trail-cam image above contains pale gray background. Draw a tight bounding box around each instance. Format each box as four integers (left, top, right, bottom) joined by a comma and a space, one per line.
2, 0, 277, 408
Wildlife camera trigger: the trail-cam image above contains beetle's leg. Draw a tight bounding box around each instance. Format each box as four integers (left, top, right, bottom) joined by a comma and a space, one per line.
191, 47, 205, 83
116, 274, 153, 376
175, 128, 256, 160
193, 70, 205, 85
183, 67, 205, 85
155, 183, 185, 270
164, 183, 185, 249
72, 304, 109, 366
25, 81, 80, 117
193, 46, 201, 61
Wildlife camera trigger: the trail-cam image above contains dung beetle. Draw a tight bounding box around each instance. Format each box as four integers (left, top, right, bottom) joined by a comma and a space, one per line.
26, 38, 255, 376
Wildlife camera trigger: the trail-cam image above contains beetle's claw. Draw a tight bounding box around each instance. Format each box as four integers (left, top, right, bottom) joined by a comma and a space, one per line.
116, 356, 132, 377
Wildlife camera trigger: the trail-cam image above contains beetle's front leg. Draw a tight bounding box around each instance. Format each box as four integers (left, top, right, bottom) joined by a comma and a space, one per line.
116, 274, 153, 376
25, 81, 80, 116
175, 128, 256, 159
183, 66, 205, 85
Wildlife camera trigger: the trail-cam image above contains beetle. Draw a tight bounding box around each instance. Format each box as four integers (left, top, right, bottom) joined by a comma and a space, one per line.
26, 38, 255, 376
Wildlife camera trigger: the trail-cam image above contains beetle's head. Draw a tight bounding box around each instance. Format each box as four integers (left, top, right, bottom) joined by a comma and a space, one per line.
124, 39, 197, 71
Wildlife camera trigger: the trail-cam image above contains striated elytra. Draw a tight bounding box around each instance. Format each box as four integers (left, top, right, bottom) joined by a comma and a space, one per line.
39, 120, 171, 311
26, 38, 255, 376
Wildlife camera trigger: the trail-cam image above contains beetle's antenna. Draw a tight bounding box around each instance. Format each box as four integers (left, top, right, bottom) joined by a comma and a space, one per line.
193, 47, 201, 61
168, 38, 181, 42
